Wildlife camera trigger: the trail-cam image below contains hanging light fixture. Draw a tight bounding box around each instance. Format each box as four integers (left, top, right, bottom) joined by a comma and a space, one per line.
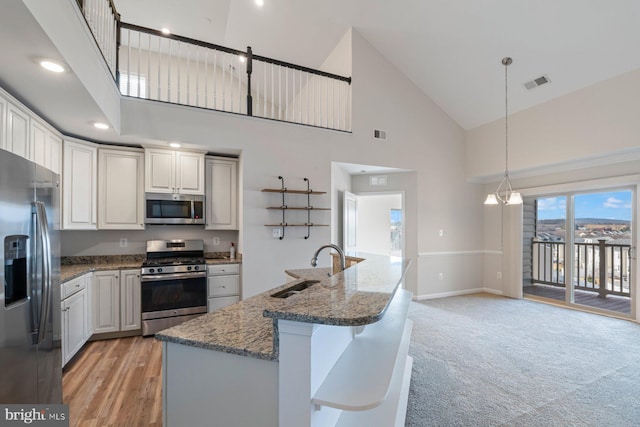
484, 57, 522, 205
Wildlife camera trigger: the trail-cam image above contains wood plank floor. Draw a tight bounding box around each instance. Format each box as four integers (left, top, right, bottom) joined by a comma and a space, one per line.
62, 336, 163, 427
524, 284, 631, 314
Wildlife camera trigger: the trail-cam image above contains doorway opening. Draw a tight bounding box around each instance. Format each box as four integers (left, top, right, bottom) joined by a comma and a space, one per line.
523, 189, 634, 316
344, 191, 404, 258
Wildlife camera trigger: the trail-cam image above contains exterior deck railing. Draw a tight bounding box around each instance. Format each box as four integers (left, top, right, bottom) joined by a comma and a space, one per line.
532, 239, 631, 298
117, 23, 352, 132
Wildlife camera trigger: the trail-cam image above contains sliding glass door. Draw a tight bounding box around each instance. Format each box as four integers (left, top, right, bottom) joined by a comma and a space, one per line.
526, 188, 635, 316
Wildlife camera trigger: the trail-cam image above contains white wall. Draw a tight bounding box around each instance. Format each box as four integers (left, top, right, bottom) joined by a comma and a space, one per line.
466, 68, 640, 181
61, 227, 238, 256
473, 68, 640, 306
115, 28, 483, 299
330, 163, 352, 248
355, 193, 402, 256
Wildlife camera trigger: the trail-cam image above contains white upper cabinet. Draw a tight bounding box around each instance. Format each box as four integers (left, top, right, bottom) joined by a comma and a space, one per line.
31, 119, 63, 174
47, 132, 63, 175
0, 88, 62, 172
6, 102, 30, 159
145, 148, 175, 193
145, 148, 205, 195
176, 151, 205, 194
0, 96, 6, 150
206, 157, 238, 230
31, 119, 47, 167
63, 139, 98, 230
30, 119, 62, 174
98, 148, 145, 229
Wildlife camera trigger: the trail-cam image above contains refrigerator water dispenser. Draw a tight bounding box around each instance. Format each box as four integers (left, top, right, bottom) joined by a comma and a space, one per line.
4, 235, 28, 306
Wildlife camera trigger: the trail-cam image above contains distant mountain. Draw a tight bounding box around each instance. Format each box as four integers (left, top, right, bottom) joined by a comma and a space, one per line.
538, 218, 630, 226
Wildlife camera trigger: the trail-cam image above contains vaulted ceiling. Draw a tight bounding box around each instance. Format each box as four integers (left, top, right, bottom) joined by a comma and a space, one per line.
115, 0, 640, 130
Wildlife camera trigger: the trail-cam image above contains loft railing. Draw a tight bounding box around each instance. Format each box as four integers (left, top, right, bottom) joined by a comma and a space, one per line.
77, 0, 119, 78
532, 239, 631, 297
118, 23, 352, 132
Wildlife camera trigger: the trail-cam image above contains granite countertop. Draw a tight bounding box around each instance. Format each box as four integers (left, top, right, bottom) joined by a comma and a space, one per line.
61, 255, 242, 283
155, 253, 411, 361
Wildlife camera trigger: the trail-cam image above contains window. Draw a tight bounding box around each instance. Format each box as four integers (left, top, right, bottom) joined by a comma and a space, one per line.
119, 73, 147, 98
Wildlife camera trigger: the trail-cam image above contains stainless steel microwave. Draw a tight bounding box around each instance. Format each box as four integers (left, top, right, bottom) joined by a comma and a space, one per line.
145, 193, 205, 225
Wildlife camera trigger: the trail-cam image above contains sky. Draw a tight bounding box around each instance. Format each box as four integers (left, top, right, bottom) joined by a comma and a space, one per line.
537, 190, 632, 221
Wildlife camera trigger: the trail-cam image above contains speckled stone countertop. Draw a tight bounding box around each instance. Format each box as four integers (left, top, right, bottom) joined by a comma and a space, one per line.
60, 254, 242, 283
155, 253, 411, 361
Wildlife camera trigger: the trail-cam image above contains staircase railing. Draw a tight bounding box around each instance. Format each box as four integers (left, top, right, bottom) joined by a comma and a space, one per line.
118, 23, 352, 132
77, 0, 119, 78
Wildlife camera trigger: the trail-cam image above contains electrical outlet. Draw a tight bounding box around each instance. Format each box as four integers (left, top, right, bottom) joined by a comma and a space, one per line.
273, 228, 282, 239
497, 272, 502, 279
438, 273, 444, 280
213, 237, 220, 246
439, 229, 444, 237
119, 238, 127, 248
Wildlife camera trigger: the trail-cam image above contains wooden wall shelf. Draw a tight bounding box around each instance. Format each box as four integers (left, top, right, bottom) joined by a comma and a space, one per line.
263, 177, 329, 239
262, 189, 326, 195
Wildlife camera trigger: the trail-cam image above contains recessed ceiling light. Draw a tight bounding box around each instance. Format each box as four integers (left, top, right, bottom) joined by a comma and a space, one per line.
161, 28, 171, 35
93, 122, 109, 130
255, 0, 264, 7
169, 142, 181, 148
40, 60, 65, 73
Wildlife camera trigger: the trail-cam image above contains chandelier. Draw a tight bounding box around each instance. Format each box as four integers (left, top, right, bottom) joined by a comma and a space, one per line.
484, 57, 522, 205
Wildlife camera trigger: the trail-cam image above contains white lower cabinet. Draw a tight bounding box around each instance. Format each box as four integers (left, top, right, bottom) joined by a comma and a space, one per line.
120, 269, 142, 331
207, 264, 240, 312
92, 269, 141, 335
61, 273, 91, 367
92, 270, 120, 334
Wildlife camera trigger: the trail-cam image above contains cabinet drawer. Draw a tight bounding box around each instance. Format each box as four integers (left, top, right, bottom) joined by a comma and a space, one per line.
207, 263, 240, 275
208, 275, 239, 297
62, 275, 86, 300
207, 295, 239, 313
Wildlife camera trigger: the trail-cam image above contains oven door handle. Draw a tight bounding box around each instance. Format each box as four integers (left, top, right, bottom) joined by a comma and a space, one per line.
140, 271, 207, 282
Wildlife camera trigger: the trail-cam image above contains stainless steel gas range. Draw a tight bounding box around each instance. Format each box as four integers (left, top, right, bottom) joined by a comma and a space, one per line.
141, 239, 207, 336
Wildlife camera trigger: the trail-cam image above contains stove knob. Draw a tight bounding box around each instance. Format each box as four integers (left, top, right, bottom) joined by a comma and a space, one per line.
194, 265, 199, 271
158, 268, 163, 273
187, 266, 192, 271
149, 268, 155, 274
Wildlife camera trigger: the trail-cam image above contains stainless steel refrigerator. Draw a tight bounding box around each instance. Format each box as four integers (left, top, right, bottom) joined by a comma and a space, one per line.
0, 149, 61, 404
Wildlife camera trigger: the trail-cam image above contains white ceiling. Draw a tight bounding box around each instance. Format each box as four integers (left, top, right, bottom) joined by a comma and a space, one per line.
115, 0, 640, 130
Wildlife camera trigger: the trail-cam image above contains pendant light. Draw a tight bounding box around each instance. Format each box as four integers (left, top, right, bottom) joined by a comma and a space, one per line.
484, 57, 522, 205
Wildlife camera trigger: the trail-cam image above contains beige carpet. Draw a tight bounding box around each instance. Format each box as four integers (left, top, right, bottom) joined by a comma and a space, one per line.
406, 293, 640, 426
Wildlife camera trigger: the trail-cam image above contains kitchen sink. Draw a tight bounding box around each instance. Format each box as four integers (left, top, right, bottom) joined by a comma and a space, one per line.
271, 280, 320, 298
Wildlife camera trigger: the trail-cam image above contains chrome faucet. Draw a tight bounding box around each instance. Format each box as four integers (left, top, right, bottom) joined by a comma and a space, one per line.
311, 244, 346, 271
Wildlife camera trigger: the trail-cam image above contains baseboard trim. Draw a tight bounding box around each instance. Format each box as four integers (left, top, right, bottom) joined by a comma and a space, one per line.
413, 287, 503, 301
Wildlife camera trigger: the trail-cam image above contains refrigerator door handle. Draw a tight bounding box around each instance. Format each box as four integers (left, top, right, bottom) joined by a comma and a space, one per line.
34, 201, 52, 345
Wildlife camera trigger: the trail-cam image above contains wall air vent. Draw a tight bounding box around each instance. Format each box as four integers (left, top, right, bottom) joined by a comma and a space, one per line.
524, 75, 551, 90
373, 129, 387, 141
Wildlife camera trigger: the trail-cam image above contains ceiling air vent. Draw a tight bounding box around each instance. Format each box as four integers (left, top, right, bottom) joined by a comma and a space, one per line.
524, 75, 551, 90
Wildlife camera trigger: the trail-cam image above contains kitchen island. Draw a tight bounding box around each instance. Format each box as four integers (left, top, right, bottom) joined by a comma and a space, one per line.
156, 253, 413, 427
